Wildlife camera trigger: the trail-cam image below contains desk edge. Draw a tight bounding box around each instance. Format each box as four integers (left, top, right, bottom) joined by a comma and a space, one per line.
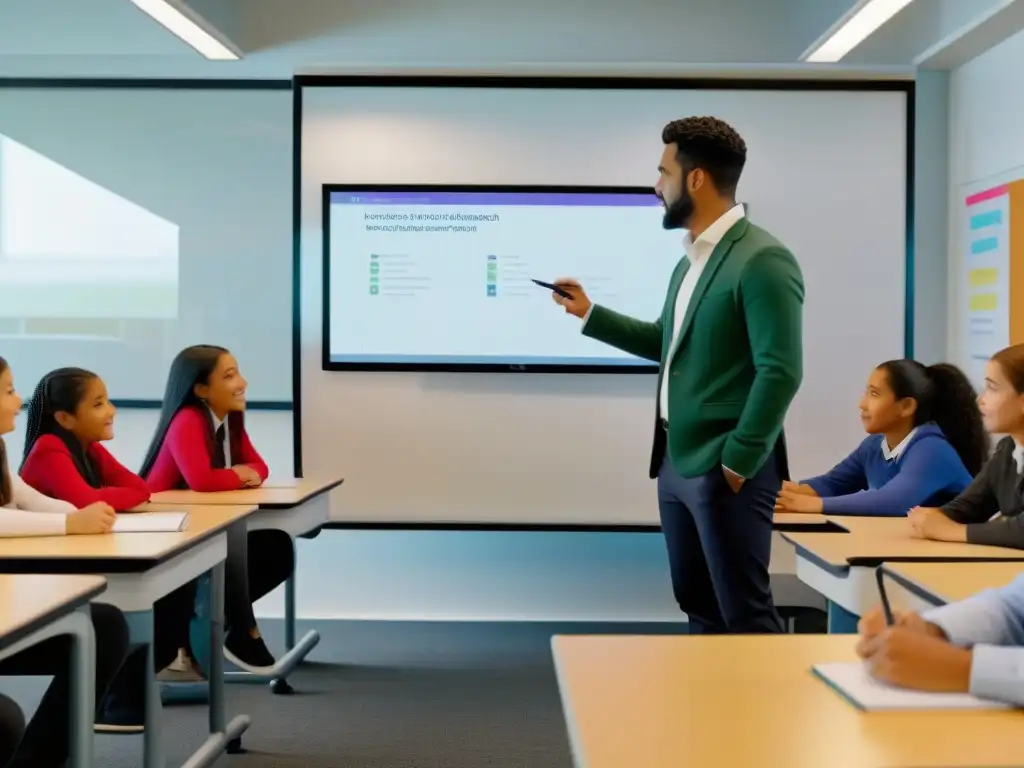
0, 579, 106, 654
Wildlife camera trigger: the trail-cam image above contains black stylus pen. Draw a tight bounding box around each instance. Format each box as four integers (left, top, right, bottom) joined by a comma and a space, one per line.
876, 567, 894, 626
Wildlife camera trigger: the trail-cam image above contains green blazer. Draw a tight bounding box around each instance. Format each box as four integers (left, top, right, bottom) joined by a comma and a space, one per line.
583, 217, 804, 480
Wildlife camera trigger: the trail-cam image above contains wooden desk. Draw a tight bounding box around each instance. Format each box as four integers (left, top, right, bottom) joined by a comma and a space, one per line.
0, 505, 257, 768
881, 561, 1024, 614
552, 634, 1024, 768
147, 478, 342, 685
782, 518, 1024, 629
0, 574, 106, 768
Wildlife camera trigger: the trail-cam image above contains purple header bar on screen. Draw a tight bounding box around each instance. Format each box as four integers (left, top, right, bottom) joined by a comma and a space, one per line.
329, 191, 658, 207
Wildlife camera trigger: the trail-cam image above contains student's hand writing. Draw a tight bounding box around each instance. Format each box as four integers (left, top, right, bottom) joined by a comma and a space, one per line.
232, 465, 262, 488
858, 626, 972, 693
550, 278, 593, 319
856, 606, 946, 650
780, 481, 818, 497
774, 487, 823, 514
909, 506, 967, 542
66, 502, 116, 535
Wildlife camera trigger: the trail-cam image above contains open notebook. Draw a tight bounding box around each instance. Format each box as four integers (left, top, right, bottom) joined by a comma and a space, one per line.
112, 512, 189, 533
813, 661, 1011, 711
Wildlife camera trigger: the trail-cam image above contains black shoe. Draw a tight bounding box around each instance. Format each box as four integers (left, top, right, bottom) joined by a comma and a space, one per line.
95, 700, 144, 734
224, 629, 276, 673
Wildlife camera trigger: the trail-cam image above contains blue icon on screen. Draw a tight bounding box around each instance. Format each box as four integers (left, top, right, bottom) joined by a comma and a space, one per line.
487, 284, 497, 297
487, 254, 497, 260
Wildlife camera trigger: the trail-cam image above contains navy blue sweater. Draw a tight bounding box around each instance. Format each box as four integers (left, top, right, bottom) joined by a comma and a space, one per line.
802, 424, 973, 516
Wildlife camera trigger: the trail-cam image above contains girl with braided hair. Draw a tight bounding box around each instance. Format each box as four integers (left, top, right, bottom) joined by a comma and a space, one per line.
16, 365, 197, 729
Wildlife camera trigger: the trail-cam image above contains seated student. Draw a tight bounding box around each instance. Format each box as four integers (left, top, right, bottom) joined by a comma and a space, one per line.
909, 343, 1024, 546
19, 367, 150, 511
0, 356, 143, 753
856, 575, 1024, 705
775, 360, 986, 516
14, 365, 199, 708
141, 345, 291, 671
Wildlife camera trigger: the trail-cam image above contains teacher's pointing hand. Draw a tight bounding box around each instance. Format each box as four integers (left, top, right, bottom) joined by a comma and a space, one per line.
551, 278, 592, 319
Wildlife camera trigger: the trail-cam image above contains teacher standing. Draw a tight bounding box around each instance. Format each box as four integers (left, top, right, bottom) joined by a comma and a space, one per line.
553, 117, 804, 634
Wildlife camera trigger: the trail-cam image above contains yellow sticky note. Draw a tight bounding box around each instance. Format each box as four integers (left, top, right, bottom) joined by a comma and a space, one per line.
969, 268, 999, 287
970, 293, 998, 312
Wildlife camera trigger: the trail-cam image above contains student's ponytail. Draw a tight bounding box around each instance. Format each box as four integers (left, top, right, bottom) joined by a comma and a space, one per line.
923, 363, 989, 476
879, 359, 988, 476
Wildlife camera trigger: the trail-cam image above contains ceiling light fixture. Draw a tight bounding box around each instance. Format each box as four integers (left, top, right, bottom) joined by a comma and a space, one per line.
128, 0, 241, 60
802, 0, 916, 63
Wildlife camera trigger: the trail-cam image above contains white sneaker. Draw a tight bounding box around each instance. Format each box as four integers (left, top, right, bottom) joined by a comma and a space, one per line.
156, 648, 206, 682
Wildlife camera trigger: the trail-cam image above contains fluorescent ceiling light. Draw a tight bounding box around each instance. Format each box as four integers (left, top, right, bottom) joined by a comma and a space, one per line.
802, 0, 915, 63
129, 0, 240, 60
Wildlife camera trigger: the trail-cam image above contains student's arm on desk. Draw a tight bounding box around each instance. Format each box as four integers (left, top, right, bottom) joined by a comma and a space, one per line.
233, 428, 269, 481
166, 409, 247, 492
25, 444, 147, 512
925, 573, 1024, 705
580, 306, 663, 362
817, 442, 960, 517
940, 461, 1000, 525
802, 443, 868, 499
0, 476, 70, 536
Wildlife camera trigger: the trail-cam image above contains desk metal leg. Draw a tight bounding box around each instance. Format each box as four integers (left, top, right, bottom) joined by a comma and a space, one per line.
125, 608, 165, 768
207, 561, 225, 735
284, 565, 296, 651
827, 601, 860, 634
67, 606, 96, 768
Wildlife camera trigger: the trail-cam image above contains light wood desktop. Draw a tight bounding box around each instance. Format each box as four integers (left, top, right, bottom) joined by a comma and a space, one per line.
552, 634, 1024, 768
0, 574, 105, 645
148, 476, 343, 510
782, 517, 1024, 620
0, 574, 106, 768
0, 505, 257, 570
881, 561, 1024, 614
0, 504, 257, 768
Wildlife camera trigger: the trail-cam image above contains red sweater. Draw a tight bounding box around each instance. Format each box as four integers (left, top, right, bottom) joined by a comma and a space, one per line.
144, 406, 269, 493
20, 434, 151, 511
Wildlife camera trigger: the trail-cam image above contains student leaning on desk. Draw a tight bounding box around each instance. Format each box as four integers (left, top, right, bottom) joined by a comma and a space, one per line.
857, 573, 1024, 705
0, 355, 150, 761
775, 359, 985, 517
139, 344, 291, 671
907, 344, 1024, 547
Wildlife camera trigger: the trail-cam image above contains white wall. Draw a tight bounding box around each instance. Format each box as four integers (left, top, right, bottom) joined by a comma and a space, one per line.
948, 29, 1024, 370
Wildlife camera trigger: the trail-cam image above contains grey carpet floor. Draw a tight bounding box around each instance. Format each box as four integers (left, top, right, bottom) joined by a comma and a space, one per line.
2, 619, 686, 767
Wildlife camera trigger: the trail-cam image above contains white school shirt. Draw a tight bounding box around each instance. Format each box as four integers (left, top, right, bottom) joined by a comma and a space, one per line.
881, 428, 918, 461
1014, 439, 1024, 475
657, 203, 746, 422
0, 473, 74, 537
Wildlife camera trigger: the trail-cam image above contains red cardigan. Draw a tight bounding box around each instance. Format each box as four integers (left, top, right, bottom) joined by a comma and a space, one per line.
144, 406, 269, 493
20, 434, 151, 511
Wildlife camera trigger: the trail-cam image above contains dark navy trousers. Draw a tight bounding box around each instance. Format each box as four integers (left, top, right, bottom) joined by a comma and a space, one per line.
657, 449, 784, 634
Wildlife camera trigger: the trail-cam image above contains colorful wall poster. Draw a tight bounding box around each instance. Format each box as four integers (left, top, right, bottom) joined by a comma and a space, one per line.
962, 180, 1024, 385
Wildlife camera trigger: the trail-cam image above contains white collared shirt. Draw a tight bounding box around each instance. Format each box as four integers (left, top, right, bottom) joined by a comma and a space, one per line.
1014, 440, 1024, 475
881, 428, 918, 462
210, 408, 232, 466
658, 203, 746, 420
